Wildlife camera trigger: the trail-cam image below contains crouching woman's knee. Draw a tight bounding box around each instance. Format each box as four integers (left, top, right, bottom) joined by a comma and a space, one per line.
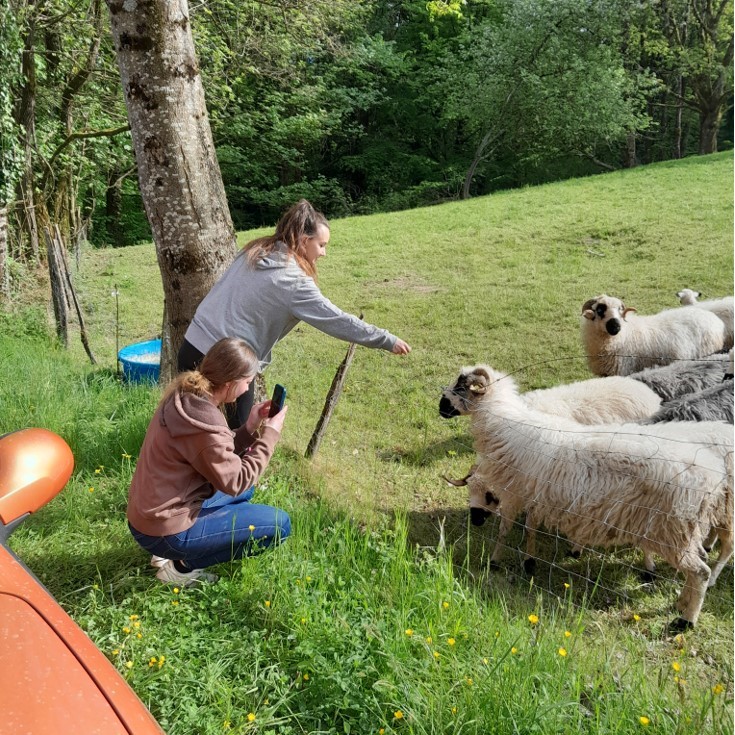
273, 508, 291, 545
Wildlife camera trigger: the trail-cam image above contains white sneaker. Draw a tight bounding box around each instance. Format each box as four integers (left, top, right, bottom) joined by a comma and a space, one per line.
150, 555, 169, 569
155, 561, 219, 587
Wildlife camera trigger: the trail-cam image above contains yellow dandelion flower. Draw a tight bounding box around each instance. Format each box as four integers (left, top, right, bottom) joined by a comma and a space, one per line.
122, 453, 132, 459
639, 716, 650, 726
125, 661, 133, 669
303, 673, 310, 681
442, 601, 450, 609
633, 614, 641, 622
713, 683, 725, 695
451, 706, 457, 714
465, 677, 473, 686
301, 617, 307, 624
133, 621, 141, 628
672, 661, 681, 672
558, 648, 567, 657
433, 651, 440, 659
528, 614, 539, 625
265, 600, 271, 608
247, 713, 256, 723
95, 469, 101, 474
405, 628, 414, 636
674, 633, 685, 645
380, 730, 385, 735
172, 600, 179, 606
173, 587, 180, 594
112, 649, 120, 656
88, 487, 94, 493
306, 576, 312, 582
223, 721, 231, 730
393, 711, 404, 720
148, 659, 156, 668
448, 638, 456, 646
511, 647, 518, 655
483, 657, 489, 665
129, 614, 139, 621
563, 582, 570, 589
93, 584, 99, 590
248, 524, 256, 531
122, 626, 131, 634
425, 636, 433, 644
564, 630, 572, 638
495, 631, 500, 638
136, 632, 142, 639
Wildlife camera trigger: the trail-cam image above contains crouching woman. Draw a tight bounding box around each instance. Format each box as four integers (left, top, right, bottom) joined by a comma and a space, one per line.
127, 337, 290, 586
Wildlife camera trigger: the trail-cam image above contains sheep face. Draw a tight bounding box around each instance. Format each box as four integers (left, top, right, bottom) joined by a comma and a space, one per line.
439, 366, 493, 418
581, 295, 636, 337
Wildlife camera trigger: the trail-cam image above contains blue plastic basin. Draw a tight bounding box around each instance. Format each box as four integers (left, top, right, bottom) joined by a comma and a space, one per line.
118, 339, 161, 383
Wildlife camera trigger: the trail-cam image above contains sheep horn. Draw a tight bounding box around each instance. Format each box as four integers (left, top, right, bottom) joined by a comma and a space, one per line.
581, 298, 597, 314
622, 307, 637, 319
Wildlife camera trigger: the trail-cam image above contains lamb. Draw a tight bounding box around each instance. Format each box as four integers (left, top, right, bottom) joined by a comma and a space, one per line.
677, 289, 734, 350
629, 353, 730, 403
459, 364, 732, 628
440, 370, 662, 424
581, 294, 725, 377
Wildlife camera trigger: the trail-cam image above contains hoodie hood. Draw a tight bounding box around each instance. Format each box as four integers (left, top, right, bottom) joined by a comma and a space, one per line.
161, 391, 233, 440
254, 240, 292, 271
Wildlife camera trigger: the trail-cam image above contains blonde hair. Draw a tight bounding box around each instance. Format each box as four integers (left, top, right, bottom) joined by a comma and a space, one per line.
244, 199, 328, 279
161, 338, 258, 406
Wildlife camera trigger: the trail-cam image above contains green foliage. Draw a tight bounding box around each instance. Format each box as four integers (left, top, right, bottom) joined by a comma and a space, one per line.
0, 0, 24, 203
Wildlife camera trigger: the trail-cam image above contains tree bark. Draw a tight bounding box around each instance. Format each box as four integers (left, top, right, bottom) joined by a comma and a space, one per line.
0, 205, 9, 300
106, 0, 237, 383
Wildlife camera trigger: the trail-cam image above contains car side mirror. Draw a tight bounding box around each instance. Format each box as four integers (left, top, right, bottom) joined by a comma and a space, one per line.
0, 428, 74, 543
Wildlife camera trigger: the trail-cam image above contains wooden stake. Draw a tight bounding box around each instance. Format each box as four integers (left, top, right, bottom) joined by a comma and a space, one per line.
305, 316, 362, 459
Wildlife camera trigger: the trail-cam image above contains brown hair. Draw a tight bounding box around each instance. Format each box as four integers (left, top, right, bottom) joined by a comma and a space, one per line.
161, 338, 258, 407
243, 199, 328, 279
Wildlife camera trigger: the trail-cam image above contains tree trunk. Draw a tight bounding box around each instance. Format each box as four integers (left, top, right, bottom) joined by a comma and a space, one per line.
106, 169, 124, 247
106, 0, 237, 383
624, 131, 637, 168
0, 205, 9, 300
698, 105, 723, 155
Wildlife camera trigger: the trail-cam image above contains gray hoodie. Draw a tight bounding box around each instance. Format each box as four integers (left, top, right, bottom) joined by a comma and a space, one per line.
184, 242, 397, 370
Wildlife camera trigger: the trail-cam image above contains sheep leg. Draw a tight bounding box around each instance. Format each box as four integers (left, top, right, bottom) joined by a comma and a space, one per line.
708, 529, 734, 588
522, 506, 540, 576
640, 550, 657, 583
489, 512, 515, 568
670, 545, 712, 629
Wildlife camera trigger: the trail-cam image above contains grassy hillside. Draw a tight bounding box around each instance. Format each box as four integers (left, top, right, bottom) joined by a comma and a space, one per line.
2, 152, 732, 734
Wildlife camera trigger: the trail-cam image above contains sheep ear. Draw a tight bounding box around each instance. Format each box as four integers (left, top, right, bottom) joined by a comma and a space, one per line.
622, 307, 637, 319
676, 291, 684, 299
581, 298, 597, 314
582, 309, 596, 321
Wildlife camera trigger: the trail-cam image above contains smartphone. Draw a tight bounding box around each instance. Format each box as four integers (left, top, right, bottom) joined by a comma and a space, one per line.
269, 384, 287, 417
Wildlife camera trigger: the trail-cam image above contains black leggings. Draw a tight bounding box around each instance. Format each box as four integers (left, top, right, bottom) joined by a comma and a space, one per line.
177, 338, 255, 430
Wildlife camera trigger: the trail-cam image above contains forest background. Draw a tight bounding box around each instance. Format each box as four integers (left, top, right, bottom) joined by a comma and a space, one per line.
0, 0, 732, 270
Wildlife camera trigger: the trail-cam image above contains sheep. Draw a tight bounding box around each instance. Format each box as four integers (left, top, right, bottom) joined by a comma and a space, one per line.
628, 353, 730, 403
643, 379, 733, 424
581, 294, 725, 377
676, 289, 734, 350
440, 370, 662, 424
459, 364, 732, 629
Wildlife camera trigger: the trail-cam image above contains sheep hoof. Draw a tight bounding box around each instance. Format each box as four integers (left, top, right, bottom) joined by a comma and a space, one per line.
567, 549, 581, 560
640, 570, 656, 584
669, 617, 694, 633
523, 558, 536, 576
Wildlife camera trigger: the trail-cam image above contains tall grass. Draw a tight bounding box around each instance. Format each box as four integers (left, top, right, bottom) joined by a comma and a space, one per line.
1, 153, 733, 733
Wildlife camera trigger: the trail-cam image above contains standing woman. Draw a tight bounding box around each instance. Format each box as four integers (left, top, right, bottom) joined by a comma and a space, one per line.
179, 199, 411, 427
128, 337, 290, 586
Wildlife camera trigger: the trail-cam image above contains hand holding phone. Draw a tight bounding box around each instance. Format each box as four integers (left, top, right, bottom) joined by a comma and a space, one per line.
269, 384, 287, 417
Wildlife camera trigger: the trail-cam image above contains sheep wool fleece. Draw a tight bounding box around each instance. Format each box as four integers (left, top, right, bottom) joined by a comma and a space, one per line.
127, 390, 280, 536
184, 242, 397, 370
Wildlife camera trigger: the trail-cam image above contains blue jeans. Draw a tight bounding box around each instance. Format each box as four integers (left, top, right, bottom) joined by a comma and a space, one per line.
129, 488, 291, 570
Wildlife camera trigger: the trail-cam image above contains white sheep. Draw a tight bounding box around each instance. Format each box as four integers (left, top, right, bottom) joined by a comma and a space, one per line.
461, 364, 732, 629
581, 294, 725, 377
440, 370, 661, 424
676, 289, 734, 350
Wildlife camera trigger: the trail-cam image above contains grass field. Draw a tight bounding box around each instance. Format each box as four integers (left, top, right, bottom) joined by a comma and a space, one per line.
1, 151, 733, 733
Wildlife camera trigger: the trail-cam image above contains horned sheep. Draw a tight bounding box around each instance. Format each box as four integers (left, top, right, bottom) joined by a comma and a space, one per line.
457, 364, 732, 629
676, 289, 734, 349
581, 294, 725, 377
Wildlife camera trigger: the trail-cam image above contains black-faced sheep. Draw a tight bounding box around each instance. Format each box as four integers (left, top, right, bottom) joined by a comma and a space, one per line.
677, 289, 734, 350
439, 369, 661, 424
459, 364, 732, 629
628, 353, 730, 403
581, 294, 725, 377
